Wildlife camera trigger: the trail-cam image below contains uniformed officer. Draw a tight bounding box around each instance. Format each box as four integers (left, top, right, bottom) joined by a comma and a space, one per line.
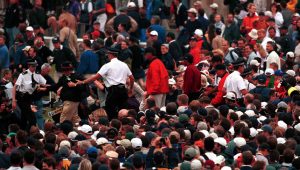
12, 59, 47, 130
224, 58, 248, 106
78, 47, 134, 120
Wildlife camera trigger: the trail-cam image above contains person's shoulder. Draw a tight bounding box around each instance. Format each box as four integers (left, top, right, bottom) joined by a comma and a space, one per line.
21, 70, 28, 75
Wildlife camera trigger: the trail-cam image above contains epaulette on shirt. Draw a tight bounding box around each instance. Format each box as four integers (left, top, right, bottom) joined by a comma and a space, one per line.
22, 71, 28, 75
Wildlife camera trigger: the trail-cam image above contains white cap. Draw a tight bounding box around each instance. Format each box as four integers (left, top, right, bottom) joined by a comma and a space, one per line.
96, 137, 110, 145
294, 13, 300, 17
233, 137, 246, 148
223, 91, 236, 100
261, 102, 268, 109
131, 138, 142, 149
286, 51, 295, 58
168, 78, 176, 85
264, 11, 272, 17
191, 159, 202, 170
257, 116, 267, 124
245, 110, 256, 117
213, 155, 225, 165
106, 151, 119, 158
295, 123, 300, 132
265, 68, 274, 75
116, 139, 132, 148
150, 30, 158, 36
250, 59, 260, 66
209, 132, 218, 139
214, 137, 227, 147
210, 3, 218, 9
187, 8, 198, 14
250, 127, 258, 138
39, 130, 45, 137
22, 46, 31, 51
127, 2, 136, 7
277, 137, 286, 144
26, 26, 33, 31
68, 131, 78, 140
278, 120, 287, 131
194, 29, 203, 37
78, 124, 92, 134
59, 140, 71, 149
235, 111, 244, 118
248, 29, 258, 40
200, 130, 209, 138
221, 166, 232, 170
286, 70, 296, 77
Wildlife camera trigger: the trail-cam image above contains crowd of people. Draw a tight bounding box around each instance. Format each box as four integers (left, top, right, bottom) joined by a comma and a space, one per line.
0, 0, 300, 169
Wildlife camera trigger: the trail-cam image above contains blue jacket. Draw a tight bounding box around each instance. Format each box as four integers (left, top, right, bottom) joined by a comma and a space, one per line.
0, 45, 9, 69
77, 50, 99, 74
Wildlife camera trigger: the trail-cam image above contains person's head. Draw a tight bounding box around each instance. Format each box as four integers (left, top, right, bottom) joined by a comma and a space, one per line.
149, 31, 158, 41
173, 0, 181, 6
109, 158, 120, 170
23, 149, 35, 165
183, 53, 193, 65
266, 41, 276, 53
242, 151, 254, 165
166, 32, 175, 43
42, 157, 56, 170
27, 59, 38, 73
93, 21, 101, 31
144, 47, 156, 61
280, 26, 288, 36
151, 15, 161, 25
3, 70, 12, 80
52, 37, 61, 49
189, 37, 198, 48
161, 44, 169, 55
227, 13, 234, 24
267, 18, 276, 27
28, 47, 37, 57
257, 29, 266, 40
244, 44, 254, 55
120, 40, 129, 50
247, 3, 256, 14
0, 35, 6, 45
177, 94, 189, 106
214, 14, 222, 22
283, 148, 295, 163
35, 0, 42, 6
82, 39, 92, 49
9, 0, 18, 4
41, 63, 51, 76
271, 3, 281, 13
215, 64, 227, 77
268, 27, 276, 38
78, 159, 92, 170
10, 150, 22, 166
221, 40, 230, 52
252, 161, 266, 170
187, 8, 198, 19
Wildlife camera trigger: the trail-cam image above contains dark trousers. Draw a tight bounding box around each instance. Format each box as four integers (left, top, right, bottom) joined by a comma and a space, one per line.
105, 84, 128, 120
16, 92, 36, 131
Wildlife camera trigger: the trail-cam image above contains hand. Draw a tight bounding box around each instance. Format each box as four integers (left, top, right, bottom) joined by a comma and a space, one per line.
76, 80, 84, 85
57, 88, 62, 96
68, 82, 76, 87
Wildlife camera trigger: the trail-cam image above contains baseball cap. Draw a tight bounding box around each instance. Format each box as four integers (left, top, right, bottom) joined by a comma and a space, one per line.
26, 26, 33, 31
260, 125, 273, 133
184, 147, 197, 159
127, 2, 136, 7
52, 36, 60, 43
250, 59, 260, 66
116, 139, 132, 148
223, 91, 236, 101
286, 70, 296, 77
286, 51, 295, 58
87, 146, 98, 155
214, 137, 227, 147
96, 137, 111, 145
265, 68, 274, 75
233, 137, 246, 148
194, 29, 203, 37
78, 124, 92, 134
59, 140, 71, 149
191, 159, 202, 170
278, 121, 287, 131
106, 151, 119, 158
275, 70, 283, 76
131, 138, 142, 149
150, 30, 158, 36
68, 131, 78, 141
244, 110, 256, 117
187, 8, 197, 14
254, 74, 267, 84
210, 3, 218, 9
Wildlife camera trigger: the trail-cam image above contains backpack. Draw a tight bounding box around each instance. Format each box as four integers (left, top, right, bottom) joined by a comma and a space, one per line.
229, 48, 243, 62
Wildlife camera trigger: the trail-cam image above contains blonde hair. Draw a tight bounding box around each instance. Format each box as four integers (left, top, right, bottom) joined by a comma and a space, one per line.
78, 159, 92, 170
89, 108, 108, 122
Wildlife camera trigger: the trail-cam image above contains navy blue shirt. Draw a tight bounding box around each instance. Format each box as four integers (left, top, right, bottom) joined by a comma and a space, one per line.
77, 50, 100, 74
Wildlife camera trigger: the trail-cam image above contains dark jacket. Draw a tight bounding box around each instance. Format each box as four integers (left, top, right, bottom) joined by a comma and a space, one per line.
57, 73, 88, 102
161, 53, 174, 71
4, 4, 26, 28
175, 4, 187, 28
29, 6, 48, 29
37, 46, 53, 64
52, 47, 78, 72
169, 40, 182, 62
249, 86, 271, 102
223, 22, 240, 43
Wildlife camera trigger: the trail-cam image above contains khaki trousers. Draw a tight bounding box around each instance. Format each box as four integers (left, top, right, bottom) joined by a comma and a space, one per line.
60, 101, 80, 124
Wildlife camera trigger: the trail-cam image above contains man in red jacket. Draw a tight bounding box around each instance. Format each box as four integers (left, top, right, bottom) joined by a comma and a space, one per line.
211, 64, 229, 106
182, 54, 202, 101
144, 47, 169, 108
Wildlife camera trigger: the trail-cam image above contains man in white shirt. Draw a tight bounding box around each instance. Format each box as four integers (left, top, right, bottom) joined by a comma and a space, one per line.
224, 58, 248, 105
80, 48, 134, 120
7, 151, 22, 170
266, 41, 281, 69
257, 29, 274, 51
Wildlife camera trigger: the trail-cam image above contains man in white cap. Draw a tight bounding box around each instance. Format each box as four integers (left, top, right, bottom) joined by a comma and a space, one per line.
185, 8, 202, 37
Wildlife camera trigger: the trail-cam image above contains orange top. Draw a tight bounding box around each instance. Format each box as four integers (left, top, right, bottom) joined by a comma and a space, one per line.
242, 15, 259, 33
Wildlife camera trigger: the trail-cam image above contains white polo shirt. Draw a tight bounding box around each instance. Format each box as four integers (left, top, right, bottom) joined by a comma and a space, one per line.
224, 71, 246, 99
15, 70, 46, 94
98, 58, 132, 87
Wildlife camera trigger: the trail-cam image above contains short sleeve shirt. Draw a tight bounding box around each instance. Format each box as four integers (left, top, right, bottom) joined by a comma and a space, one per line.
98, 58, 132, 87
15, 70, 46, 94
224, 71, 246, 99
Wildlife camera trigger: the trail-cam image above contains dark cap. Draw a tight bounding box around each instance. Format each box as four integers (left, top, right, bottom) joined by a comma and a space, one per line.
166, 32, 175, 39
183, 53, 194, 63
27, 59, 38, 66
261, 125, 273, 133
119, 6, 128, 12
241, 67, 252, 76
232, 58, 245, 66
61, 61, 74, 71
106, 47, 119, 54
52, 36, 60, 43
254, 74, 267, 84
215, 64, 226, 70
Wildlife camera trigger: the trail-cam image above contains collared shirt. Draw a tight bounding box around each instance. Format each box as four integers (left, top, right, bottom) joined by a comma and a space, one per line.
15, 69, 46, 94
224, 71, 246, 99
22, 165, 39, 170
98, 58, 132, 87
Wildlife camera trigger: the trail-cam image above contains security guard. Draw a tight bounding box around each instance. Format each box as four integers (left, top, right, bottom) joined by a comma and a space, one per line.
12, 59, 46, 130
78, 47, 134, 120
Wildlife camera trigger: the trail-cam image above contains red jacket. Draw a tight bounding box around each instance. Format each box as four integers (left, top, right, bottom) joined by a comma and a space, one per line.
242, 14, 259, 33
183, 65, 202, 94
189, 46, 201, 65
146, 59, 169, 95
211, 72, 229, 106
